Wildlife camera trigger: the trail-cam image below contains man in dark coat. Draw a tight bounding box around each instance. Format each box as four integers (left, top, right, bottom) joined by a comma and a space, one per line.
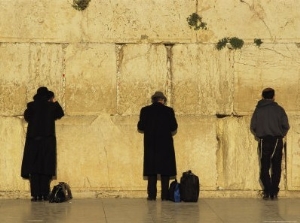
137, 91, 178, 201
21, 87, 64, 201
250, 88, 289, 200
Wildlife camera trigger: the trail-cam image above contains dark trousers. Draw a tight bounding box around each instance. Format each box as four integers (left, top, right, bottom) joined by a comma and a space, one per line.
30, 174, 51, 197
259, 136, 283, 195
147, 175, 170, 200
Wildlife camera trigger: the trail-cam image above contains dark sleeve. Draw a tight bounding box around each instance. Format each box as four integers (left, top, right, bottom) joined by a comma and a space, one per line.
169, 108, 178, 132
137, 107, 146, 132
24, 103, 33, 123
281, 109, 290, 136
250, 110, 257, 135
53, 102, 64, 120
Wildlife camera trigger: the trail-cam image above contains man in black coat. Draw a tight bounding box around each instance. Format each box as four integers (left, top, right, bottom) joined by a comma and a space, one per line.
21, 87, 64, 201
137, 91, 178, 201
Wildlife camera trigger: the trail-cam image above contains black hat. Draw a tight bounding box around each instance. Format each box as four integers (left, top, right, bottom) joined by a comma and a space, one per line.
48, 91, 54, 99
33, 86, 50, 101
37, 87, 49, 96
151, 91, 167, 101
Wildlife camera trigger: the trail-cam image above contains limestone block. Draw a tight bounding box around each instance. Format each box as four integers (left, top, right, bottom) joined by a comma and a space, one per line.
216, 116, 261, 190
25, 44, 65, 103
0, 0, 197, 43
0, 43, 29, 116
286, 116, 300, 190
175, 116, 218, 190
1, 1, 300, 43
233, 44, 300, 115
0, 117, 28, 191
64, 44, 117, 115
172, 44, 234, 115
0, 0, 82, 43
0, 84, 27, 116
52, 115, 146, 192
0, 43, 65, 115
118, 44, 168, 115
85, 0, 197, 43
200, 0, 300, 41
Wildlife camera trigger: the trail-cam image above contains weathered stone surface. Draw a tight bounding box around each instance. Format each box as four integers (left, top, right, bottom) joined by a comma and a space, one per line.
0, 1, 82, 43
0, 0, 197, 43
286, 116, 300, 190
64, 43, 117, 115
118, 44, 169, 115
0, 117, 28, 191
1, 1, 299, 43
217, 116, 261, 190
52, 115, 145, 191
200, 0, 300, 42
233, 44, 300, 116
0, 0, 300, 199
172, 44, 233, 115
53, 115, 219, 192
0, 43, 64, 115
85, 0, 197, 43
175, 116, 218, 190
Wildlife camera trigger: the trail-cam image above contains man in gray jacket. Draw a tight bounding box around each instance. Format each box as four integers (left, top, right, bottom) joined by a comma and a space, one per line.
250, 88, 289, 200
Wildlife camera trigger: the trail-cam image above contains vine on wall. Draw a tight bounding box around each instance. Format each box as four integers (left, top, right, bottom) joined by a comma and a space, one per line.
72, 0, 91, 11
254, 38, 263, 47
216, 37, 244, 50
186, 13, 207, 30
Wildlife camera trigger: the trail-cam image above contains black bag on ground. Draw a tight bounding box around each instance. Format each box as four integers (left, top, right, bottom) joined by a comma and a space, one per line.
168, 179, 181, 202
180, 170, 199, 202
49, 182, 73, 203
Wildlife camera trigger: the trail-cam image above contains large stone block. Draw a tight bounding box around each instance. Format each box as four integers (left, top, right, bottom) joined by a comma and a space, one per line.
175, 116, 218, 190
172, 44, 233, 115
0, 0, 81, 43
0, 0, 197, 43
52, 115, 146, 193
200, 0, 300, 41
216, 115, 288, 193
233, 44, 300, 115
286, 116, 300, 190
216, 116, 261, 190
0, 43, 65, 115
64, 43, 117, 115
0, 43, 29, 116
2, 1, 299, 43
118, 44, 169, 115
85, 0, 197, 43
0, 117, 28, 192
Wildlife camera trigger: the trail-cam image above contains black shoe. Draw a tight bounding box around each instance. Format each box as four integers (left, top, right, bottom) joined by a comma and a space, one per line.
37, 196, 43, 202
43, 195, 49, 201
263, 194, 269, 200
161, 196, 168, 201
270, 194, 278, 200
147, 197, 156, 201
31, 196, 38, 202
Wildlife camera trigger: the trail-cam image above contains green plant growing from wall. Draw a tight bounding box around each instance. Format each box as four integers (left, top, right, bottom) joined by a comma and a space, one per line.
216, 38, 229, 50
229, 37, 244, 49
254, 38, 263, 47
72, 0, 91, 11
216, 37, 244, 50
187, 13, 207, 30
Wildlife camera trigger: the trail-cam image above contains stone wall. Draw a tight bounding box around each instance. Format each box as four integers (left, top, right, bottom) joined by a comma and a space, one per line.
0, 0, 300, 199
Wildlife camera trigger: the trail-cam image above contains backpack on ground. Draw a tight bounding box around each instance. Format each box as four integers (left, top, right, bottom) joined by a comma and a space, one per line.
49, 182, 73, 203
180, 170, 199, 202
168, 179, 181, 202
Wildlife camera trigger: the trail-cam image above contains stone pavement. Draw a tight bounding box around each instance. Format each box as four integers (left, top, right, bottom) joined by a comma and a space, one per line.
0, 198, 299, 223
